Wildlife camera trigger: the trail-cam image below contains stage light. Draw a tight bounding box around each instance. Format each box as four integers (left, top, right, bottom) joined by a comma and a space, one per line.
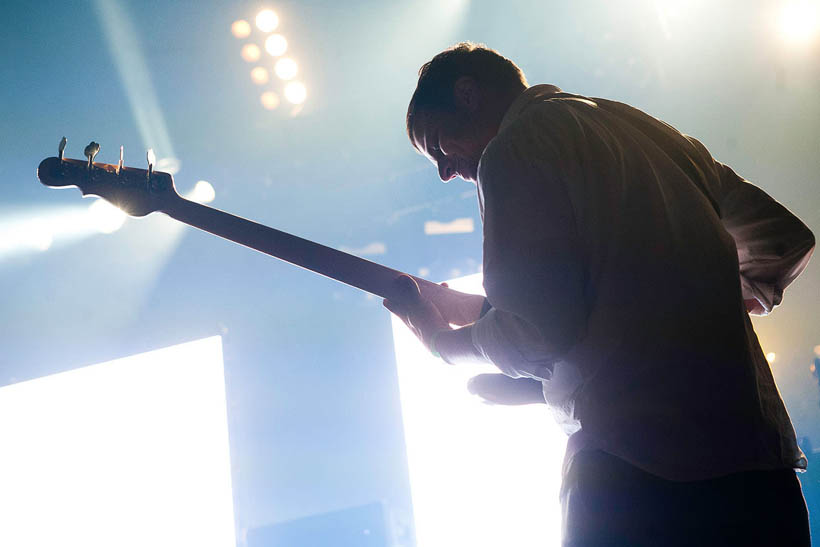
284, 81, 306, 104
28, 223, 54, 251
241, 43, 261, 63
250, 66, 269, 85
0, 218, 53, 254
231, 19, 251, 39
0, 336, 236, 547
780, 1, 820, 45
274, 57, 298, 80
88, 198, 126, 234
94, 0, 177, 175
766, 352, 777, 364
255, 9, 279, 33
260, 91, 280, 110
265, 34, 288, 56
189, 180, 216, 204
424, 218, 475, 235
392, 273, 564, 547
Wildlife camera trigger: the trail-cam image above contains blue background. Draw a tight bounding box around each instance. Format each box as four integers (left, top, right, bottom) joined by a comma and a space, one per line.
2, 0, 818, 544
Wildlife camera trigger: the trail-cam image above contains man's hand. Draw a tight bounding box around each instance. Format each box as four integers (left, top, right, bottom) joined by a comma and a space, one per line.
415, 280, 487, 326
384, 275, 452, 353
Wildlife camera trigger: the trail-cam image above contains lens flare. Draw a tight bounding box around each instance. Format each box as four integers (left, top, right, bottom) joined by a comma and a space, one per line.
88, 199, 127, 234
231, 19, 251, 39
241, 43, 261, 63
780, 1, 820, 45
284, 81, 307, 104
265, 34, 288, 56
255, 9, 279, 33
260, 91, 280, 110
250, 66, 269, 85
274, 57, 298, 80
189, 180, 216, 204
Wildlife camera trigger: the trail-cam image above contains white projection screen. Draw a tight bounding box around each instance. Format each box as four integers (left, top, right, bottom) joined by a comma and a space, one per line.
392, 274, 567, 547
0, 336, 236, 547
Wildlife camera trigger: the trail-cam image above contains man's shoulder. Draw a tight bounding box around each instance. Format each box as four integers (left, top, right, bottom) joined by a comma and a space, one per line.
479, 95, 598, 183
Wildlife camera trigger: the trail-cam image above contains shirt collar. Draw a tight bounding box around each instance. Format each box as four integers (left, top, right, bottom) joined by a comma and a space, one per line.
498, 84, 563, 132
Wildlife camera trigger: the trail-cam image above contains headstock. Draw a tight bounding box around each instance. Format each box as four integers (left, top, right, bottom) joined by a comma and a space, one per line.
37, 138, 179, 217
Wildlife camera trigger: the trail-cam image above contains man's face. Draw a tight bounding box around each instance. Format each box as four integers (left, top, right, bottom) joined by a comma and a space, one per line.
411, 108, 492, 184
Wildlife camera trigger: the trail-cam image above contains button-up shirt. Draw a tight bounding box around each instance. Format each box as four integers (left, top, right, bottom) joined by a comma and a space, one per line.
470, 85, 815, 481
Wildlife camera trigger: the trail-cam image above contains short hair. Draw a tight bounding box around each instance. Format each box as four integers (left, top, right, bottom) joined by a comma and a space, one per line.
406, 42, 528, 143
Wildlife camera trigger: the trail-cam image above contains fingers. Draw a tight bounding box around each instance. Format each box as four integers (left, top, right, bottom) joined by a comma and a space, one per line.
383, 298, 406, 318
395, 274, 421, 301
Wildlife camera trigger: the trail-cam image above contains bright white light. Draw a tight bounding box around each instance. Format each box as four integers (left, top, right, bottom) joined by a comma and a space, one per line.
284, 81, 307, 104
29, 225, 54, 250
0, 218, 54, 253
231, 19, 251, 39
274, 57, 298, 80
392, 273, 565, 547
339, 241, 387, 256
260, 91, 280, 110
88, 198, 127, 234
250, 66, 269, 84
241, 43, 261, 63
255, 9, 279, 33
424, 217, 475, 235
766, 352, 777, 364
156, 156, 181, 175
93, 0, 176, 171
0, 336, 236, 547
780, 1, 820, 44
265, 34, 288, 56
189, 180, 216, 204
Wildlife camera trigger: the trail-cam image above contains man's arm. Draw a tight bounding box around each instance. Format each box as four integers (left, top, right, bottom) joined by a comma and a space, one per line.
683, 135, 815, 314
715, 163, 815, 314
468, 115, 587, 381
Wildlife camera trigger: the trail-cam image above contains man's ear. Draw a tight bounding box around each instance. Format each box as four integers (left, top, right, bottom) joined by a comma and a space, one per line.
453, 76, 481, 112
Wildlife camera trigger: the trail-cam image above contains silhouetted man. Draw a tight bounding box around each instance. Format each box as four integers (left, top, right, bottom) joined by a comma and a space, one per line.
385, 43, 815, 546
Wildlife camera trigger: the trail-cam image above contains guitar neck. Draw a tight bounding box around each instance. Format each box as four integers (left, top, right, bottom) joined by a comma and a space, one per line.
162, 194, 432, 301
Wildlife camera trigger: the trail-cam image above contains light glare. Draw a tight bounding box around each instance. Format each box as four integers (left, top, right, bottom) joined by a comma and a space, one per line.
780, 1, 820, 44
392, 273, 564, 547
230, 19, 251, 39
0, 336, 236, 547
284, 81, 307, 104
250, 66, 269, 85
265, 34, 288, 56
88, 199, 127, 234
255, 9, 279, 33
274, 57, 298, 80
766, 352, 777, 364
190, 180, 216, 204
260, 91, 280, 110
241, 43, 261, 63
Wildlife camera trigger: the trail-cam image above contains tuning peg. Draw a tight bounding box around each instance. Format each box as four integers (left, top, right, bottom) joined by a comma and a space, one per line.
58, 136, 67, 161
117, 145, 124, 176
84, 141, 100, 170
146, 148, 155, 181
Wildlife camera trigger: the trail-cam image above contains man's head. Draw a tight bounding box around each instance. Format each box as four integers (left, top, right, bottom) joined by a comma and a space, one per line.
407, 43, 527, 184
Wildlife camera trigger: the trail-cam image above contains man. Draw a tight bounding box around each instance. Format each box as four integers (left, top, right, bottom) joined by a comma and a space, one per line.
384, 43, 816, 546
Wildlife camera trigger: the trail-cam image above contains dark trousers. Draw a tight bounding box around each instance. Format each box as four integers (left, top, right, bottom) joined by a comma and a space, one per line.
561, 450, 811, 547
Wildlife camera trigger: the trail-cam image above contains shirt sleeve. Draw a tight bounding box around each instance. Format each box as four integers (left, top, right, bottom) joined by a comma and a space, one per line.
681, 136, 815, 314
471, 110, 587, 380
717, 165, 815, 314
